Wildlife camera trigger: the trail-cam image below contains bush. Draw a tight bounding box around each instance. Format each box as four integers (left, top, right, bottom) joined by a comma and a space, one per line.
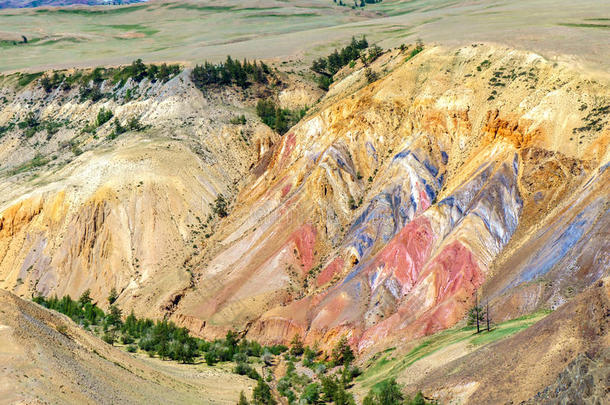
205, 350, 217, 366
405, 40, 424, 62
267, 345, 288, 355
238, 391, 250, 405
230, 114, 247, 125
107, 288, 118, 305
95, 108, 114, 127
233, 352, 249, 363
126, 344, 137, 353
102, 331, 116, 345
364, 45, 383, 64
365, 68, 378, 84
211, 194, 229, 218
121, 333, 135, 344
253, 379, 276, 405
40, 72, 66, 93
300, 383, 320, 404
79, 85, 104, 102
127, 116, 144, 131
362, 379, 434, 405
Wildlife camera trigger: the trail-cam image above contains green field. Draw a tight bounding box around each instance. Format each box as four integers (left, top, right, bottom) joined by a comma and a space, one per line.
0, 0, 608, 73
356, 310, 552, 391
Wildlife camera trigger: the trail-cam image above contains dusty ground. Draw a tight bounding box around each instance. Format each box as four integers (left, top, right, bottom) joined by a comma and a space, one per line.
406, 278, 610, 404
0, 289, 255, 404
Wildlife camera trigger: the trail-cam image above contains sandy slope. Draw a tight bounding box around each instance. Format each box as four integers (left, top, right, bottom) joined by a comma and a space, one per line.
0, 289, 254, 404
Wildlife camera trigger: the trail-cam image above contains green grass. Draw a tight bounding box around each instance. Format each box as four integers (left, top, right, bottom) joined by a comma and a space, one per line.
9, 154, 50, 175
164, 4, 235, 12
357, 310, 551, 389
243, 13, 319, 19
106, 24, 147, 31
558, 23, 610, 29
17, 72, 43, 87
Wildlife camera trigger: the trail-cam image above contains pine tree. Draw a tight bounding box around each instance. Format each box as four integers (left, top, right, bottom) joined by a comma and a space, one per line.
290, 333, 304, 356
78, 289, 92, 305
238, 391, 250, 405
107, 287, 118, 305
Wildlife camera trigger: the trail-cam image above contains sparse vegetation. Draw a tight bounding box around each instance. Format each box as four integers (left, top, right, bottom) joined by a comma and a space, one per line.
9, 153, 50, 175
230, 115, 247, 125
404, 40, 424, 63
211, 193, 229, 218
110, 58, 180, 86
365, 68, 378, 84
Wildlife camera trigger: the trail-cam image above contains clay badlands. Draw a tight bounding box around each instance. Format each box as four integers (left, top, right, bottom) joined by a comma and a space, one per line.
0, 0, 608, 404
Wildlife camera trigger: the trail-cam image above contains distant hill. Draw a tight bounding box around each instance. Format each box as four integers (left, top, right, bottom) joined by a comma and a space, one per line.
0, 0, 145, 9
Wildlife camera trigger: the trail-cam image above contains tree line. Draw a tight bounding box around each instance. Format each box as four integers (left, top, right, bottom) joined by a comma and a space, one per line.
191, 56, 272, 90
32, 291, 433, 404
310, 36, 369, 89
39, 59, 181, 95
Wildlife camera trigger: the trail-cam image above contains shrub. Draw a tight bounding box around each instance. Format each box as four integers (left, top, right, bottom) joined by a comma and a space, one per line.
365, 68, 378, 84
126, 344, 137, 353
79, 85, 104, 102
230, 114, 247, 125
107, 288, 118, 305
102, 331, 116, 345
253, 379, 277, 405
267, 345, 288, 355
362, 379, 433, 405
127, 116, 144, 131
300, 383, 320, 404
238, 391, 250, 405
211, 194, 229, 218
405, 40, 424, 62
204, 350, 217, 366
233, 352, 249, 363
364, 45, 383, 64
121, 334, 135, 345
95, 108, 114, 127
40, 72, 66, 93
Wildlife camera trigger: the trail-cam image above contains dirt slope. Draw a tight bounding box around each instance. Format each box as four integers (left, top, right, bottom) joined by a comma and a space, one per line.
403, 278, 610, 404
0, 289, 254, 404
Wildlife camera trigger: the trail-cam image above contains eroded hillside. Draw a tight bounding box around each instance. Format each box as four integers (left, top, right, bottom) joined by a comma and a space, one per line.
0, 65, 297, 316
0, 43, 608, 404
169, 44, 609, 354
